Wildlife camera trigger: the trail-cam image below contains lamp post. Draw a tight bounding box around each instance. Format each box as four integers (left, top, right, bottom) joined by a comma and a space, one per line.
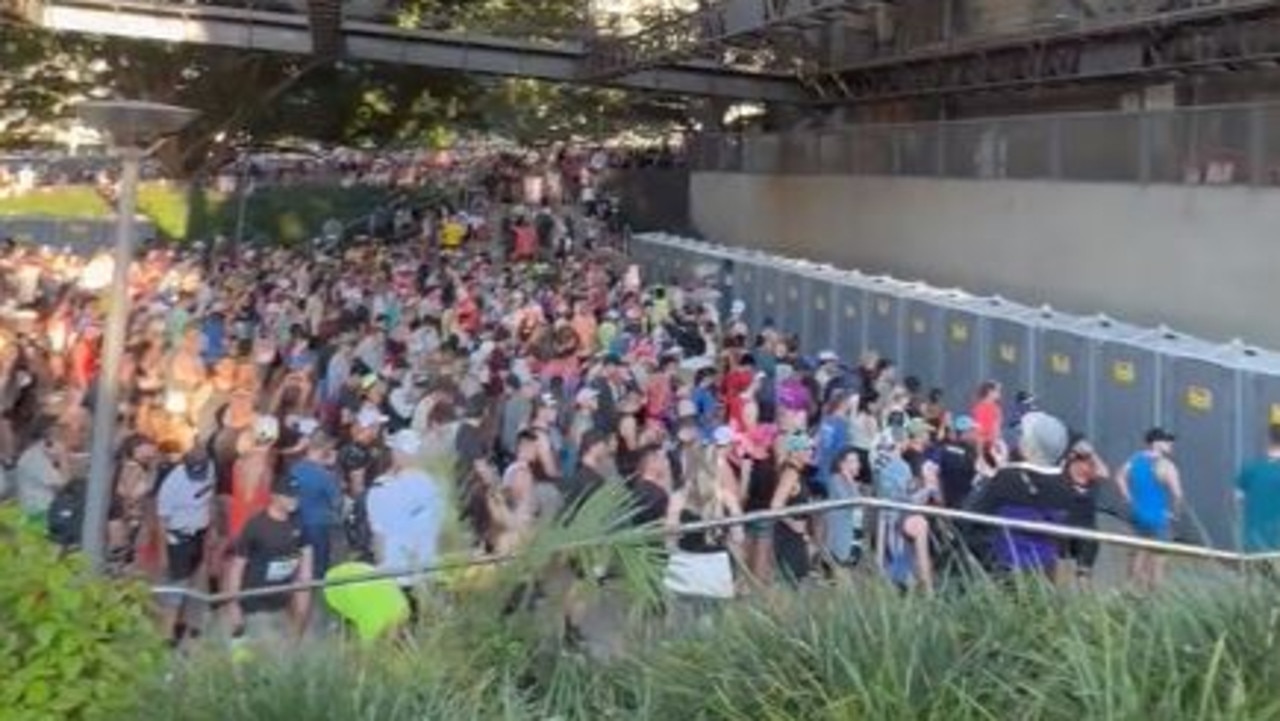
75, 100, 198, 573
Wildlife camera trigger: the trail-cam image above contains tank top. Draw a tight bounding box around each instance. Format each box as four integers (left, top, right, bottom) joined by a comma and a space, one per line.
1127, 451, 1168, 528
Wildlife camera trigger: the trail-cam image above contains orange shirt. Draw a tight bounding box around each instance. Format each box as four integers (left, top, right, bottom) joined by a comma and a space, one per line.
972, 399, 1003, 448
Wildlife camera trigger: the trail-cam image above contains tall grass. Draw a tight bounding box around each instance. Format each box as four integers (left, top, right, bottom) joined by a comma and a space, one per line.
134, 576, 1280, 720
128, 493, 1280, 721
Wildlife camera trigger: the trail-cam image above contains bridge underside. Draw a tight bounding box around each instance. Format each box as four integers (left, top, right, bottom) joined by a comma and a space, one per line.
14, 0, 811, 103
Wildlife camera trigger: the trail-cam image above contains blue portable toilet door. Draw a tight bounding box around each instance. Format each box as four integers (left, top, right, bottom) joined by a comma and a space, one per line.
779, 272, 808, 349
1035, 327, 1093, 441
902, 297, 945, 391
734, 261, 762, 330
1092, 341, 1159, 483
986, 315, 1036, 412
940, 305, 984, 413
1162, 356, 1241, 548
803, 275, 837, 357
865, 285, 905, 365
757, 265, 783, 332
832, 283, 867, 363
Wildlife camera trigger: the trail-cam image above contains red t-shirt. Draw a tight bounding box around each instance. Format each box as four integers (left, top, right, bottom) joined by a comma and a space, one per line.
972, 399, 1003, 447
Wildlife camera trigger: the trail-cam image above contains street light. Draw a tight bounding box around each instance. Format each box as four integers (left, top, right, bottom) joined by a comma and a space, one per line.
75, 100, 198, 573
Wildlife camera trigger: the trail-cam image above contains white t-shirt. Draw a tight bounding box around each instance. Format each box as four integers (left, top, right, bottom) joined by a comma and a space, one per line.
156, 463, 214, 535
366, 469, 445, 587
14, 444, 62, 516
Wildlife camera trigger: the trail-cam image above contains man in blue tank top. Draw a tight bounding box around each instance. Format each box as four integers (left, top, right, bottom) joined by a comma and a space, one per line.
1118, 427, 1184, 591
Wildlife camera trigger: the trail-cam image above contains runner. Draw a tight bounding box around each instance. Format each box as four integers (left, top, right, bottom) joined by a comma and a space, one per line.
1117, 427, 1183, 591
223, 474, 314, 647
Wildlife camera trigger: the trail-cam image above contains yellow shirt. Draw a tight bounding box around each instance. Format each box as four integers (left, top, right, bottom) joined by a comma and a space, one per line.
441, 221, 465, 249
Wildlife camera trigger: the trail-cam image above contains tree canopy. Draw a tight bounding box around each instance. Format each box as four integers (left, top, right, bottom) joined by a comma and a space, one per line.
0, 1, 693, 174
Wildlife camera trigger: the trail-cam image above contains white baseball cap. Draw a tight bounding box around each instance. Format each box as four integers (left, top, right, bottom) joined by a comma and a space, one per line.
387, 428, 422, 456
356, 405, 389, 430
818, 350, 840, 364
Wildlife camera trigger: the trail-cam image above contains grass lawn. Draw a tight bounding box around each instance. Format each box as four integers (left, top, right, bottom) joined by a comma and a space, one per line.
0, 182, 434, 244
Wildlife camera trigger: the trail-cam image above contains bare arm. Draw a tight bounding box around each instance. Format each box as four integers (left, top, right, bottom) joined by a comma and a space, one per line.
1160, 460, 1185, 515
290, 546, 314, 641
223, 555, 247, 632
536, 435, 561, 479
1116, 462, 1132, 505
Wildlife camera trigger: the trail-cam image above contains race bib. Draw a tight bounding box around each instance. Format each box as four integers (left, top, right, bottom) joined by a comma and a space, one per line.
264, 558, 299, 583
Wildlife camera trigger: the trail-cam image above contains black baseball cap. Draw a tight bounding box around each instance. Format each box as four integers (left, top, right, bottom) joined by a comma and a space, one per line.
1145, 427, 1176, 444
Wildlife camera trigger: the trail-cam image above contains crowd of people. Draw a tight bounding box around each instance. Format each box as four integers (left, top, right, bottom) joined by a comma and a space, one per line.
3, 176, 1280, 653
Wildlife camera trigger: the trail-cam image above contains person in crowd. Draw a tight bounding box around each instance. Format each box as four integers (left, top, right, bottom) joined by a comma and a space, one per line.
936, 415, 979, 509
821, 448, 864, 572
365, 429, 446, 596
772, 432, 815, 586
1237, 423, 1280, 554
155, 447, 216, 645
1117, 427, 1184, 591
964, 412, 1074, 580
223, 474, 314, 646
971, 380, 1003, 453
290, 432, 342, 579
1060, 432, 1110, 586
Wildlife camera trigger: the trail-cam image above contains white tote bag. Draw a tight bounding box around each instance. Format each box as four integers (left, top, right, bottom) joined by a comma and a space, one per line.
663, 551, 736, 599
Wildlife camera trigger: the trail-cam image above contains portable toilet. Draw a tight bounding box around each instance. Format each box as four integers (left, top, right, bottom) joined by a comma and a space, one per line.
864, 274, 908, 365
1143, 328, 1244, 549
1032, 307, 1099, 441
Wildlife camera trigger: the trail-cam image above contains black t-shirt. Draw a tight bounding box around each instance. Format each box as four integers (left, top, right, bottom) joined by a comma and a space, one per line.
937, 441, 977, 508
743, 459, 778, 513
563, 464, 606, 519
338, 441, 374, 475
627, 478, 669, 528
453, 421, 488, 482
233, 512, 308, 614
901, 447, 927, 481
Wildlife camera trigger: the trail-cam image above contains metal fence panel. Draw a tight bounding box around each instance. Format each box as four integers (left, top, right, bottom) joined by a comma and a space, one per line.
744, 134, 781, 174
894, 125, 941, 176
1001, 117, 1053, 179
1059, 113, 1142, 182
850, 125, 894, 175
1149, 106, 1255, 185
1159, 346, 1242, 548
818, 131, 851, 174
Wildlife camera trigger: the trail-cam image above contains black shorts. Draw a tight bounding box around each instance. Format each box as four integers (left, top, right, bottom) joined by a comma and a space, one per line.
166, 529, 206, 582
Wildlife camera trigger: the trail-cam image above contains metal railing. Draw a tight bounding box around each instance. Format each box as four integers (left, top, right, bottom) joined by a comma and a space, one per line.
693, 101, 1280, 187
150, 493, 1271, 605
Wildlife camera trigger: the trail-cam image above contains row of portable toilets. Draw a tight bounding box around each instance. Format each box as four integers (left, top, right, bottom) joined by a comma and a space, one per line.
631, 232, 1280, 551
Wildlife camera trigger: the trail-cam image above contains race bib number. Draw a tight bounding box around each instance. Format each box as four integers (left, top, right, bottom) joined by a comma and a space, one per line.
264, 558, 299, 583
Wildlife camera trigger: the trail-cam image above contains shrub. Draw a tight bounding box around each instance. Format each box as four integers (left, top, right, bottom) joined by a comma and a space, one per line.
0, 504, 164, 721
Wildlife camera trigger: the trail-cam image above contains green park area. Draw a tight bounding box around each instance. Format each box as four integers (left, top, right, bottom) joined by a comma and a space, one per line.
0, 182, 428, 244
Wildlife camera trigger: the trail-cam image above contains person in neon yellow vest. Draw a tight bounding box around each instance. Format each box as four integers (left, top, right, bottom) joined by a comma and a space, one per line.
323, 562, 411, 643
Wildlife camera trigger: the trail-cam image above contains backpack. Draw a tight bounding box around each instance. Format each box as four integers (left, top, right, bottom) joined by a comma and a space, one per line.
47, 479, 87, 549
